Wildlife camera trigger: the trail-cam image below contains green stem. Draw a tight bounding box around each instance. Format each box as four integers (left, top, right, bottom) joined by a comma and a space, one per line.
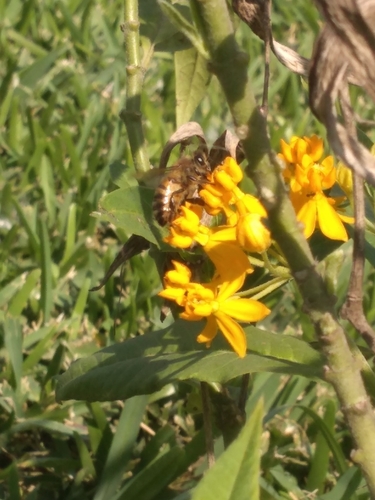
261, 252, 290, 278
238, 277, 289, 300
194, 0, 375, 493
121, 0, 150, 173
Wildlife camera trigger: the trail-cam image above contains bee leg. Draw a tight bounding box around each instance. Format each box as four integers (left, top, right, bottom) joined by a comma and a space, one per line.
169, 188, 186, 212
185, 197, 205, 206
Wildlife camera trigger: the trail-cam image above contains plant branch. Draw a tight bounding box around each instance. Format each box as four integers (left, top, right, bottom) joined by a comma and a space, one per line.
194, 0, 375, 493
339, 91, 375, 353
120, 0, 150, 173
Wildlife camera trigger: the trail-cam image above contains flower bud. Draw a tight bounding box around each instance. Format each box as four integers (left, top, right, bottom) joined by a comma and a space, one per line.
336, 162, 353, 198
236, 213, 271, 253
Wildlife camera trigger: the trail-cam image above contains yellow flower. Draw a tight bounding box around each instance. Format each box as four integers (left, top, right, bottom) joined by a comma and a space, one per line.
164, 203, 253, 281
292, 190, 351, 241
279, 135, 354, 241
158, 261, 271, 357
279, 135, 324, 166
298, 154, 335, 193
164, 204, 210, 249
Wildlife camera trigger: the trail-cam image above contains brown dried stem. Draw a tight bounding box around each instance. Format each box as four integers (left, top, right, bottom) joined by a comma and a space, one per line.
339, 92, 375, 351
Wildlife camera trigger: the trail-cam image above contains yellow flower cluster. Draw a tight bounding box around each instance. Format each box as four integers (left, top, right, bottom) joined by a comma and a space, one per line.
159, 261, 270, 358
159, 156, 272, 358
278, 136, 354, 241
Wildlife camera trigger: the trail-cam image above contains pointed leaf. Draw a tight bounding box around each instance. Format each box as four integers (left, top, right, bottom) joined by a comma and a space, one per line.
94, 396, 148, 500
94, 186, 165, 246
175, 47, 211, 126
192, 399, 263, 500
56, 321, 324, 402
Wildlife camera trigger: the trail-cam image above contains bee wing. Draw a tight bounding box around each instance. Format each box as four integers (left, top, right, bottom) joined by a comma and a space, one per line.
138, 166, 181, 189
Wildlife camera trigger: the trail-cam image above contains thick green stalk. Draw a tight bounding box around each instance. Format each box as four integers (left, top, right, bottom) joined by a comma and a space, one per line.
121, 0, 149, 172
194, 0, 375, 494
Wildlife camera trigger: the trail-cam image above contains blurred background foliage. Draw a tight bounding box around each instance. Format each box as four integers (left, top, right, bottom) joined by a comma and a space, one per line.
0, 0, 374, 498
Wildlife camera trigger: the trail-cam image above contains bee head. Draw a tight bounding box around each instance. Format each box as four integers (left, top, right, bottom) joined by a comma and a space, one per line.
193, 151, 210, 174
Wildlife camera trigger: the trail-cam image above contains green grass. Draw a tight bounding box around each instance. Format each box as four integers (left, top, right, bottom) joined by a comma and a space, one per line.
1, 0, 375, 499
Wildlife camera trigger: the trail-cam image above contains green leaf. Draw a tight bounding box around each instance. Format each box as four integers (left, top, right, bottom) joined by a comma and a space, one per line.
95, 186, 165, 245
6, 463, 21, 500
94, 396, 148, 500
56, 322, 324, 402
175, 47, 211, 127
38, 218, 53, 323
113, 446, 184, 500
8, 269, 41, 317
4, 317, 23, 390
306, 399, 336, 493
296, 405, 347, 474
319, 467, 363, 500
18, 45, 69, 88
74, 431, 96, 478
158, 1, 209, 58
191, 398, 263, 500
138, 0, 191, 52
22, 324, 58, 372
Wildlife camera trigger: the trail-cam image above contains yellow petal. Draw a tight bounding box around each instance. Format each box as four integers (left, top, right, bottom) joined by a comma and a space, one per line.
172, 260, 191, 275
181, 311, 203, 321
164, 228, 194, 248
316, 194, 348, 241
210, 226, 237, 243
306, 135, 323, 161
215, 169, 237, 191
216, 272, 247, 301
279, 139, 295, 163
338, 213, 354, 224
214, 311, 247, 357
241, 195, 268, 217
158, 287, 185, 304
164, 261, 191, 286
199, 188, 223, 209
297, 198, 317, 239
222, 157, 243, 184
196, 316, 218, 346
204, 241, 253, 286
193, 303, 214, 317
308, 168, 323, 193
220, 298, 271, 322
295, 138, 309, 163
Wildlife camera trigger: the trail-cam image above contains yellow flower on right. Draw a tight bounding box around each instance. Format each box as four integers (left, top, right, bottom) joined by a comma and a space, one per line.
278, 135, 354, 241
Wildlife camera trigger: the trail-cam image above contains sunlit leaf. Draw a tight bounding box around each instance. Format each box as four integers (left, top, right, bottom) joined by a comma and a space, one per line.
56, 321, 324, 402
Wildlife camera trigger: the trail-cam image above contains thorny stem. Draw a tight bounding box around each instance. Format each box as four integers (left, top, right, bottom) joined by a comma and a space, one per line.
194, 0, 375, 494
121, 0, 150, 173
200, 382, 215, 468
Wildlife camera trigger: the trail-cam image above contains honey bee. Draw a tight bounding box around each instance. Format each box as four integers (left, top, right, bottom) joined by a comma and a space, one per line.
152, 149, 211, 226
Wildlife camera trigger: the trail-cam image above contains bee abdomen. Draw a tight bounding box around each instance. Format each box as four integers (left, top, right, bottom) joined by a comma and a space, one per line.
153, 193, 171, 226
153, 183, 178, 226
